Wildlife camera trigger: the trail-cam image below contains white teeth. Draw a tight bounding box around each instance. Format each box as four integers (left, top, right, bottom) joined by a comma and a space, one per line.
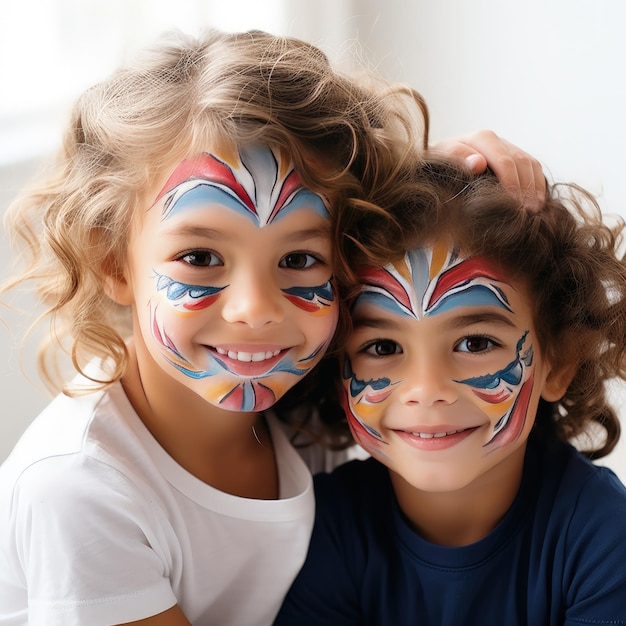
411, 430, 460, 438
215, 347, 281, 362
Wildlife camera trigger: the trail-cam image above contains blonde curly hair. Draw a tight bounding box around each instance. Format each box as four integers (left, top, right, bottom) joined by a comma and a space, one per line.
1, 28, 427, 396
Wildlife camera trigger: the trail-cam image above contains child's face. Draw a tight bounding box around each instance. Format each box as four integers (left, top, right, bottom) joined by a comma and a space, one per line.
343, 241, 560, 493
124, 143, 338, 412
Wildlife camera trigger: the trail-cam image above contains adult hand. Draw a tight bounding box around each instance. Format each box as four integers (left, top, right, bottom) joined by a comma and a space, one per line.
431, 130, 545, 211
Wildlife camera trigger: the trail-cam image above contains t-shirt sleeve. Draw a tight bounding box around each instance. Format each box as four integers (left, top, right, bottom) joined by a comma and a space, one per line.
562, 466, 626, 624
7, 454, 177, 625
276, 466, 367, 625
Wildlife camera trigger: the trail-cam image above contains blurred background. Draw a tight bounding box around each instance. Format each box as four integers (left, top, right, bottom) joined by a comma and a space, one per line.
2, 0, 625, 476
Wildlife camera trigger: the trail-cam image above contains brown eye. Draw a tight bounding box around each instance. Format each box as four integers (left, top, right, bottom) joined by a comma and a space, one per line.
456, 336, 494, 353
365, 340, 401, 357
279, 253, 317, 270
179, 250, 222, 267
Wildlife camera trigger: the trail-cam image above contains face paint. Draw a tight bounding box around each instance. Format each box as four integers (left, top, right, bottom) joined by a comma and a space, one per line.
150, 279, 332, 410
128, 143, 338, 413
356, 245, 512, 320
455, 331, 535, 448
343, 240, 553, 493
155, 272, 225, 311
341, 355, 391, 458
281, 282, 335, 314
153, 143, 328, 226
149, 269, 335, 411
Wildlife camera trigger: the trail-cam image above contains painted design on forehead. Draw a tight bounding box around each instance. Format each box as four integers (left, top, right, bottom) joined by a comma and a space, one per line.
456, 331, 535, 449
355, 242, 511, 319
153, 144, 328, 227
156, 273, 224, 310
282, 281, 335, 314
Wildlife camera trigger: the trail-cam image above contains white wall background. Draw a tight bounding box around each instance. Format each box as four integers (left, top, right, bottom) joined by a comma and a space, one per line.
2, 0, 625, 478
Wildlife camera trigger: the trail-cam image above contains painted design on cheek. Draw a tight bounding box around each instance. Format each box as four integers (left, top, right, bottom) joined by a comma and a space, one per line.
150, 298, 329, 411
153, 144, 328, 227
341, 356, 393, 455
282, 281, 335, 314
216, 342, 329, 411
356, 244, 511, 320
455, 331, 535, 449
156, 272, 224, 310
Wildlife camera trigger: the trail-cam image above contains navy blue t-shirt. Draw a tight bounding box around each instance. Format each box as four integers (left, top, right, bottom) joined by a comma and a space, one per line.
276, 439, 626, 625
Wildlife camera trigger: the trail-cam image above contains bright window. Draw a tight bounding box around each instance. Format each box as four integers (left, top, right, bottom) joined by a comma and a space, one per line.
0, 0, 287, 164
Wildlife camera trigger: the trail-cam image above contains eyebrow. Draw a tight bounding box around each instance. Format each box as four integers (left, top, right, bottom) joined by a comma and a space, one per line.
351, 311, 517, 331
161, 224, 331, 242
351, 316, 401, 331
447, 312, 517, 329
288, 226, 332, 242
161, 224, 224, 239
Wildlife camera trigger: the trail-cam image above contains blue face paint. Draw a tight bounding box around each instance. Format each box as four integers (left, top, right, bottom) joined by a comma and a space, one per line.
156, 273, 225, 310
158, 144, 328, 227
455, 332, 532, 389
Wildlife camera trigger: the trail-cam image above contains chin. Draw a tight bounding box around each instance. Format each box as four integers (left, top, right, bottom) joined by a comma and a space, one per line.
393, 465, 476, 495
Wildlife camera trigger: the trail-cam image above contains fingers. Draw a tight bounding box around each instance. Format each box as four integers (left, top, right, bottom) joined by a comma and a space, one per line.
430, 130, 546, 212
463, 131, 545, 210
429, 137, 488, 173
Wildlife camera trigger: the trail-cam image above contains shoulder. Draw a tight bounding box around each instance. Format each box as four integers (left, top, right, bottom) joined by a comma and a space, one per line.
0, 388, 105, 496
277, 460, 394, 624
529, 441, 626, 605
4, 388, 104, 463
528, 439, 626, 531
558, 447, 626, 618
1, 362, 141, 472
546, 442, 626, 514
2, 430, 155, 547
563, 446, 626, 536
0, 380, 156, 524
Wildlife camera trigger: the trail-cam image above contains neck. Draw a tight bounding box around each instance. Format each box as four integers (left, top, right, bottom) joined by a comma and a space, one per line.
122, 341, 278, 499
389, 445, 526, 547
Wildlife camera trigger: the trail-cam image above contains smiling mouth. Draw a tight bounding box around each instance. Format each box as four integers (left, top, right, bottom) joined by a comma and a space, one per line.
215, 347, 282, 363
394, 426, 480, 451
410, 429, 466, 439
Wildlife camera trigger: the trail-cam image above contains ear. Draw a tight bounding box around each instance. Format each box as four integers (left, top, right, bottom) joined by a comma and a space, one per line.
541, 363, 576, 402
103, 272, 133, 306
101, 254, 133, 306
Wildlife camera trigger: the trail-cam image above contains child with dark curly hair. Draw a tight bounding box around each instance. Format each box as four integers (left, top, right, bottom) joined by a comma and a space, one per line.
277, 158, 626, 625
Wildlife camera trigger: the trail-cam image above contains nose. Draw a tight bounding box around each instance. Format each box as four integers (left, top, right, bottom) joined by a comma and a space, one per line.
220, 266, 285, 328
397, 357, 458, 407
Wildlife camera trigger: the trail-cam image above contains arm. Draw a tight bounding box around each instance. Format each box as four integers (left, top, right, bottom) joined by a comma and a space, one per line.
431, 129, 546, 211
117, 605, 192, 626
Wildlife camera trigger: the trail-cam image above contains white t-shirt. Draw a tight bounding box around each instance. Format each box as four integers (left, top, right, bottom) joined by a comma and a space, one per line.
0, 368, 350, 625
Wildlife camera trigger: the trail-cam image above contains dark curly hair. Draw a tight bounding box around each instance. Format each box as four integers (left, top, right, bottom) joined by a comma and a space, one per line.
334, 156, 626, 459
